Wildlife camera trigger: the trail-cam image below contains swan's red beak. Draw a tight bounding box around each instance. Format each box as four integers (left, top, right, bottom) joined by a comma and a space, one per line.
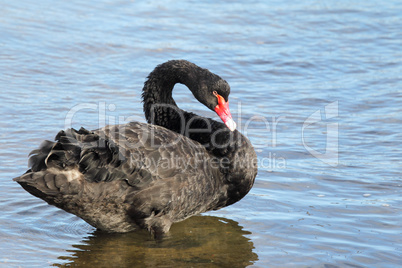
214, 93, 236, 131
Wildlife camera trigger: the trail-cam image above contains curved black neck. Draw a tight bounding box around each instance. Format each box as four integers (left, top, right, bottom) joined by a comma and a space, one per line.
142, 60, 194, 130
142, 60, 232, 155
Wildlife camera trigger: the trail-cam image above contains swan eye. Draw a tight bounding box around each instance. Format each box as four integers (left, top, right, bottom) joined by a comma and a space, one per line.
213, 91, 218, 96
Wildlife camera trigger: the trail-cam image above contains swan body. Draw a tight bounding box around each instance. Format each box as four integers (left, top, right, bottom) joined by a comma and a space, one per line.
14, 60, 257, 237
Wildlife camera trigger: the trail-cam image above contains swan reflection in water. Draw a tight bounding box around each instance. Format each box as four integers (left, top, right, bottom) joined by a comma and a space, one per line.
54, 216, 258, 267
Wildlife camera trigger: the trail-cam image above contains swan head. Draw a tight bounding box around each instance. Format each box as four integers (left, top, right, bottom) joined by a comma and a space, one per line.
194, 77, 236, 132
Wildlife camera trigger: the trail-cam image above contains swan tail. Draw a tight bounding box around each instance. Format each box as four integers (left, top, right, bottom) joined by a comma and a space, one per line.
24, 127, 124, 180
13, 169, 82, 206
14, 127, 128, 200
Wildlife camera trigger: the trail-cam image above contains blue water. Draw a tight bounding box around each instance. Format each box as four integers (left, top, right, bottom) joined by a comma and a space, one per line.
1, 1, 401, 267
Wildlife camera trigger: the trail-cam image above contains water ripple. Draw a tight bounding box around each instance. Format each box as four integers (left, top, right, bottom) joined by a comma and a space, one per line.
1, 0, 401, 267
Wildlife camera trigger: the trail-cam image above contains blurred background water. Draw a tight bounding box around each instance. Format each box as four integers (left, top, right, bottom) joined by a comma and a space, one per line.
0, 0, 401, 267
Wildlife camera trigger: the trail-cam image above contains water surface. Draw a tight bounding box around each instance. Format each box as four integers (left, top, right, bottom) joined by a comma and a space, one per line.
1, 0, 401, 267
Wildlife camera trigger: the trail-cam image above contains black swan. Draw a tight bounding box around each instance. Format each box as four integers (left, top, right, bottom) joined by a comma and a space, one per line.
14, 60, 257, 237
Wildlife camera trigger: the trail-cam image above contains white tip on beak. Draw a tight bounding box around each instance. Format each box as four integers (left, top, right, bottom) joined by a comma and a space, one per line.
225, 118, 237, 131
